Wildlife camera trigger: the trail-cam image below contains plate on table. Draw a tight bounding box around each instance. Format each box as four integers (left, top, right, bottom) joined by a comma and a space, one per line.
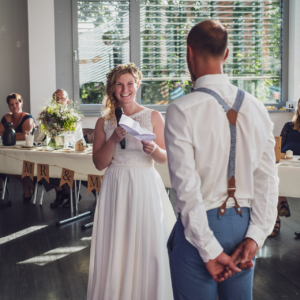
57, 148, 72, 152
34, 147, 54, 151
0, 145, 22, 149
21, 145, 34, 149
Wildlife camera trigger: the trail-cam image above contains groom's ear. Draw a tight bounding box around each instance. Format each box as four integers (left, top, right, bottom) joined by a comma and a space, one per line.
187, 45, 194, 63
223, 48, 229, 62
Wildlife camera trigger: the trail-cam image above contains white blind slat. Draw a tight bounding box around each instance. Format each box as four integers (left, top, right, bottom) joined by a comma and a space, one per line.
77, 0, 282, 104
140, 0, 282, 104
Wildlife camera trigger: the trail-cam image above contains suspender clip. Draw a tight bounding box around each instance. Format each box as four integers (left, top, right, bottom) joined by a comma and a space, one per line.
227, 188, 236, 198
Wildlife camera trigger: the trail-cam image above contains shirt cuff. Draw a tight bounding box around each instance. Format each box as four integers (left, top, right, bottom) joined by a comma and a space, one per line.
198, 236, 223, 263
245, 224, 267, 248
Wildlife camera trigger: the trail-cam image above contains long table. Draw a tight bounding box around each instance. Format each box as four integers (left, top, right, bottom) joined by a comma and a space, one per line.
1, 145, 299, 201
0, 145, 171, 186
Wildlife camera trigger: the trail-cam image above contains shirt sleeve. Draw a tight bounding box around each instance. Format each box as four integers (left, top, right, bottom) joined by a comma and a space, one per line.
165, 102, 223, 263
245, 130, 279, 247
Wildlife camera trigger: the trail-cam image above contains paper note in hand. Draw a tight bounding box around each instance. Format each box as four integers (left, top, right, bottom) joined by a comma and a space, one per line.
119, 115, 156, 142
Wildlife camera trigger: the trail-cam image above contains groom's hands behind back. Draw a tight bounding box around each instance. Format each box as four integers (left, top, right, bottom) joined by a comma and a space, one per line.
231, 238, 258, 270
205, 252, 241, 283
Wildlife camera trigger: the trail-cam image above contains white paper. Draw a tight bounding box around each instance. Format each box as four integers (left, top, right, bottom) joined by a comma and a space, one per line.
75, 122, 86, 145
119, 115, 156, 142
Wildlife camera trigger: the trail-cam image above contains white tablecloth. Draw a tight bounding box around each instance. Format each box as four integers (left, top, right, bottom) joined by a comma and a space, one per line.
277, 155, 300, 198
0, 145, 172, 187
1, 145, 299, 197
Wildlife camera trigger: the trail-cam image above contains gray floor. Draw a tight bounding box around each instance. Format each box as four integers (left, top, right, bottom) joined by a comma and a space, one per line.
0, 178, 300, 300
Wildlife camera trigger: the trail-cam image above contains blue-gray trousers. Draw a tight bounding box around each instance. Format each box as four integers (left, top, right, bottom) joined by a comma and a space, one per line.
167, 207, 255, 300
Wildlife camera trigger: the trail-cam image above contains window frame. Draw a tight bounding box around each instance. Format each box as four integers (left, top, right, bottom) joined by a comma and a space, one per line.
72, 0, 288, 116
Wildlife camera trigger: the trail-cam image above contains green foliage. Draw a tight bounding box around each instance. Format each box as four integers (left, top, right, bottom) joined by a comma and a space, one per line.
141, 80, 192, 104
80, 82, 106, 104
38, 101, 83, 137
224, 1, 282, 102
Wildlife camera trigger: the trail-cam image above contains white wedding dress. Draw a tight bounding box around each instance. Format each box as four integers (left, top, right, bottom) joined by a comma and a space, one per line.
87, 108, 176, 300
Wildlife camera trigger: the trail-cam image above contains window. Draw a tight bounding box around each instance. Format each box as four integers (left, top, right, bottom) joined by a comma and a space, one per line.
75, 0, 283, 109
77, 1, 130, 104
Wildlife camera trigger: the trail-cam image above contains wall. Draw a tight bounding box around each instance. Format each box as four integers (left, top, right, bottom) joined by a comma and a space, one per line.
0, 0, 30, 116
270, 111, 294, 136
27, 0, 56, 120
54, 0, 74, 101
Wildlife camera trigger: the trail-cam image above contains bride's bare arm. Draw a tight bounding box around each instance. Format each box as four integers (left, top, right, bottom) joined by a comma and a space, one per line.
141, 110, 167, 165
93, 117, 127, 171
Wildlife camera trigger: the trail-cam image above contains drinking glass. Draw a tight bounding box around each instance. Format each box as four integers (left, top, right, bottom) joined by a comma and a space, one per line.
25, 131, 34, 147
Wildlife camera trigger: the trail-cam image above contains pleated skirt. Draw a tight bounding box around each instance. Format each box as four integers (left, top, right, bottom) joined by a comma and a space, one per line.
87, 164, 176, 300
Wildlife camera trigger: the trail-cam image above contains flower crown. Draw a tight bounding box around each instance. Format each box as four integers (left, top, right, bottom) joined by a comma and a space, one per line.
106, 62, 143, 80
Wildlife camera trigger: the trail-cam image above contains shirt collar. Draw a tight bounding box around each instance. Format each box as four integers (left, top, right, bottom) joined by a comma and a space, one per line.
194, 74, 230, 89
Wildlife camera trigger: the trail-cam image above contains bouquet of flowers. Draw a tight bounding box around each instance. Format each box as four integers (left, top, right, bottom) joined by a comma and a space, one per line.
37, 100, 83, 148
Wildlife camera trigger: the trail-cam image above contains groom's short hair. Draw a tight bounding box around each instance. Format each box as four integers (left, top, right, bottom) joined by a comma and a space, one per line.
187, 20, 228, 58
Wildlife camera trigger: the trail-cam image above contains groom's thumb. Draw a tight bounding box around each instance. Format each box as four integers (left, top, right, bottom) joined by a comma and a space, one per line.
240, 245, 252, 263
231, 247, 242, 265
227, 258, 241, 273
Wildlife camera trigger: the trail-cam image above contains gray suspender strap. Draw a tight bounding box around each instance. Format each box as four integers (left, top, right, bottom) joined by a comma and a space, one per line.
192, 87, 245, 216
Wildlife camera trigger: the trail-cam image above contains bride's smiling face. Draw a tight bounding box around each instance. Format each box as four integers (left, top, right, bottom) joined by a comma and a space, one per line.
114, 73, 140, 104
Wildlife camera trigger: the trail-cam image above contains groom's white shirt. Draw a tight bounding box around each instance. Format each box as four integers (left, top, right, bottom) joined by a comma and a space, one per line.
165, 74, 279, 263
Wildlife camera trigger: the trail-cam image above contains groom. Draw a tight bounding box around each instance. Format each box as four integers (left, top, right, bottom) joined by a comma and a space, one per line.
165, 20, 279, 300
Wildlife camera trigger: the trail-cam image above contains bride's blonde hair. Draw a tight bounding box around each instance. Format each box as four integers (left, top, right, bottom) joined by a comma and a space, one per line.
102, 63, 143, 120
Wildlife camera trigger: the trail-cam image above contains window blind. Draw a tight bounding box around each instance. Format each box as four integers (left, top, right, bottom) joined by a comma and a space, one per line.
140, 0, 282, 103
76, 0, 283, 105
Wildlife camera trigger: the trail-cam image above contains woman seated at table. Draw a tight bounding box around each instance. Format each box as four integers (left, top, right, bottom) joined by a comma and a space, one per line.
0, 93, 35, 201
270, 98, 300, 236
0, 93, 35, 140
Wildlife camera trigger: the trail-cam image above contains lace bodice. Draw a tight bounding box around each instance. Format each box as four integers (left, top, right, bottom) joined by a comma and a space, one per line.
104, 108, 154, 166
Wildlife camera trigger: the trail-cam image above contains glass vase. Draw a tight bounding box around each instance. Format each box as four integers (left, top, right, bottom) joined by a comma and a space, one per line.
47, 133, 64, 150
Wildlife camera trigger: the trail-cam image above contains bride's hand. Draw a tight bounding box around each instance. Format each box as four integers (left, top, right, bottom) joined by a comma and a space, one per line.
110, 127, 127, 144
141, 140, 157, 155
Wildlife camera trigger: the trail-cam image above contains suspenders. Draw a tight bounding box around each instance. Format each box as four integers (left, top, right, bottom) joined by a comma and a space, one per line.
192, 87, 245, 216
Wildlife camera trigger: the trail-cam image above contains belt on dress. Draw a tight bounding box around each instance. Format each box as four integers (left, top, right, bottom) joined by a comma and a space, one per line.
192, 87, 245, 216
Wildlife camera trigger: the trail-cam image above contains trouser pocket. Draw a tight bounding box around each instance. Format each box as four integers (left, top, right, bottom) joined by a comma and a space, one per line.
167, 223, 176, 252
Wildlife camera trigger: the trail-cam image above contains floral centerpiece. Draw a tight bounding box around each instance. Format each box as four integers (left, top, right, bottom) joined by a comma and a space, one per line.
37, 100, 83, 149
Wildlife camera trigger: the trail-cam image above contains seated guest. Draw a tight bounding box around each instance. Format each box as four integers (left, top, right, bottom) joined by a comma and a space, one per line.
41, 89, 83, 208
270, 98, 300, 236
53, 88, 69, 105
52, 89, 85, 144
32, 89, 70, 144
281, 98, 300, 154
0, 93, 35, 201
0, 93, 34, 139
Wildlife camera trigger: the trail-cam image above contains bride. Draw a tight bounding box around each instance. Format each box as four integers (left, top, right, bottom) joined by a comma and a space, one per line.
87, 63, 176, 300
